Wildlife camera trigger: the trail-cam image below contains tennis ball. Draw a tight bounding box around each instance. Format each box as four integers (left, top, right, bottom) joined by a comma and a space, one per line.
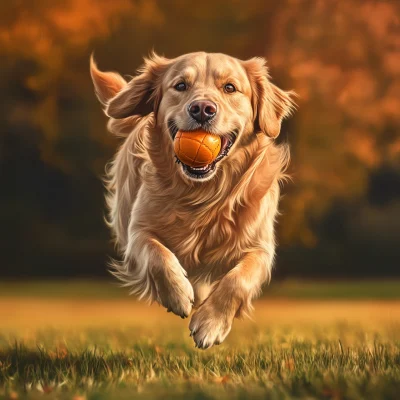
174, 130, 221, 167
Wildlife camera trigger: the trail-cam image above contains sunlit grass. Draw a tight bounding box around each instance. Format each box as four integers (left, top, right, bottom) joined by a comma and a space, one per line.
0, 280, 399, 299
0, 281, 399, 399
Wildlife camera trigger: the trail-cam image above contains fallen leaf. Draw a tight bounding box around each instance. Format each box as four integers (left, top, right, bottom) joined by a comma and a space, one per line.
8, 392, 18, 400
213, 375, 230, 384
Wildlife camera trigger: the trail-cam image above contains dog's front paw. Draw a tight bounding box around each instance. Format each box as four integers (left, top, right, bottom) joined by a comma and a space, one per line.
155, 269, 194, 319
189, 302, 233, 349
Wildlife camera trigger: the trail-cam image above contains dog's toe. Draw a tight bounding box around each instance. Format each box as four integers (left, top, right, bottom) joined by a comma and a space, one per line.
156, 272, 194, 318
189, 305, 232, 350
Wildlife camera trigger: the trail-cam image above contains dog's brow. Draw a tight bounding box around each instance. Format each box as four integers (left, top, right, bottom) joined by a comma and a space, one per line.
214, 69, 243, 87
210, 69, 242, 91
171, 67, 196, 84
212, 68, 236, 82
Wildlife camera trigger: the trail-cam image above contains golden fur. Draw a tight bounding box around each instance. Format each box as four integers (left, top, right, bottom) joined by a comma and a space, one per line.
90, 52, 296, 349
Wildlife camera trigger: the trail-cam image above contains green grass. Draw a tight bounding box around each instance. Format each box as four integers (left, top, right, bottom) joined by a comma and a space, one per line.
0, 281, 399, 399
1, 325, 399, 400
1, 335, 399, 400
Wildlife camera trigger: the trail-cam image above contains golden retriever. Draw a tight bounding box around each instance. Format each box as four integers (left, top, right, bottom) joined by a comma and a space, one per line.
90, 51, 296, 349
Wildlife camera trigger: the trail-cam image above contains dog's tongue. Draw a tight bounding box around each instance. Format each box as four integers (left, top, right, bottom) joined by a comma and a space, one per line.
220, 136, 229, 152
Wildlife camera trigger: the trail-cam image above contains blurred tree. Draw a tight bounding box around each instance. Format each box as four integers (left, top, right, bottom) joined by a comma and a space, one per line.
268, 0, 400, 247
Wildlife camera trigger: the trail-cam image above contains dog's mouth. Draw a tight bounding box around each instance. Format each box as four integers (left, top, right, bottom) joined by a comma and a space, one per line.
168, 122, 238, 180
182, 133, 237, 178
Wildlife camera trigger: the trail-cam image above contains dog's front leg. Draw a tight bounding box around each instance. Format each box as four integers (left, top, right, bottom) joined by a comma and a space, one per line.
121, 232, 194, 318
189, 250, 272, 349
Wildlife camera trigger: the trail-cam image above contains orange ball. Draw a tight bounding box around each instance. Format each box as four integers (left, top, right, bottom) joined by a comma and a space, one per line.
174, 130, 221, 167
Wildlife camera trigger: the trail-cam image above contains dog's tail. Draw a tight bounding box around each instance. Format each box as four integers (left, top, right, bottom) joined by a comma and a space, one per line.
90, 54, 127, 106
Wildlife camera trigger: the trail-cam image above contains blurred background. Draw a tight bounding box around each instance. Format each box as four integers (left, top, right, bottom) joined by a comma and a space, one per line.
1, 0, 399, 279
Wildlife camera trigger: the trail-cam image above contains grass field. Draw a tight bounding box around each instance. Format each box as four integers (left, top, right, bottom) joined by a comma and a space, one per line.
0, 281, 399, 399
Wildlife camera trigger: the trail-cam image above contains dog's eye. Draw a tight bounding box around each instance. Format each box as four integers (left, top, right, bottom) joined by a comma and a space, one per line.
174, 82, 187, 92
224, 83, 236, 93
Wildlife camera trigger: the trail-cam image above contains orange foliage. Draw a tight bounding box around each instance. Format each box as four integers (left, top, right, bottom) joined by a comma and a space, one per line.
0, 0, 135, 172
268, 0, 400, 245
1, 0, 399, 245
0, 1, 133, 57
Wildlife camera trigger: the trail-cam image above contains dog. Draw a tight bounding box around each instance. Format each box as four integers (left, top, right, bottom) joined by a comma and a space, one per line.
90, 51, 296, 349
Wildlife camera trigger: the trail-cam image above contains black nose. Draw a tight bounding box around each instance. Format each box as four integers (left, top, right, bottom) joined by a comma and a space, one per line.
188, 100, 217, 123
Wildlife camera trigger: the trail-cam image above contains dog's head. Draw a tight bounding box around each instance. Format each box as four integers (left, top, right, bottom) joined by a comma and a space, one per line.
91, 52, 296, 182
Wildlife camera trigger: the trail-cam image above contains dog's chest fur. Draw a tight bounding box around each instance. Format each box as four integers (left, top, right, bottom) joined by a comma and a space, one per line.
134, 176, 279, 279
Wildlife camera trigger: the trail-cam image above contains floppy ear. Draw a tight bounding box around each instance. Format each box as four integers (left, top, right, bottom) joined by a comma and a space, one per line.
90, 55, 127, 107
243, 57, 296, 138
105, 52, 172, 119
